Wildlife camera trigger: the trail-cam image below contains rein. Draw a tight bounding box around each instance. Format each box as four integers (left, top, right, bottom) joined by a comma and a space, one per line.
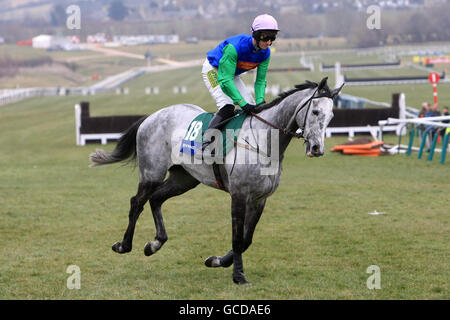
232, 87, 320, 167
250, 113, 302, 138
230, 85, 327, 175
250, 85, 320, 140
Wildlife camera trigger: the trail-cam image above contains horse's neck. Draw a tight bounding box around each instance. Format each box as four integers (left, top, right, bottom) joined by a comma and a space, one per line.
258, 90, 310, 154
264, 90, 311, 128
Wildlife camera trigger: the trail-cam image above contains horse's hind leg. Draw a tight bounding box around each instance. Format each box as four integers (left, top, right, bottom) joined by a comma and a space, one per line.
112, 181, 159, 254
144, 166, 199, 256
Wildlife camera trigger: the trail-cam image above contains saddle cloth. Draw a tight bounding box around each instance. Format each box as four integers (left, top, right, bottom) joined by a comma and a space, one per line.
180, 111, 247, 157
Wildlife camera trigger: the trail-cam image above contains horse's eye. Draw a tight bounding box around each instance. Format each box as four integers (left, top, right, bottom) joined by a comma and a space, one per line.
312, 110, 319, 116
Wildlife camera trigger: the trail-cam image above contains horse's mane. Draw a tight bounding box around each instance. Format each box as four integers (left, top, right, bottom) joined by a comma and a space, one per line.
256, 79, 332, 112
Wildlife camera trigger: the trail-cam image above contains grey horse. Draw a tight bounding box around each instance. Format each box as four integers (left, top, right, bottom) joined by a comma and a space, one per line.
90, 77, 342, 285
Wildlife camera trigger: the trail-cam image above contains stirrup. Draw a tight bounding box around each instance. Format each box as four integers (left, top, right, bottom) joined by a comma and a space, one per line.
194, 141, 216, 160
202, 140, 212, 151
201, 138, 217, 156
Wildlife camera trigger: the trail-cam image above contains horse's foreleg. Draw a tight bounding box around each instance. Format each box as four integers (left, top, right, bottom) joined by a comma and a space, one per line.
203, 196, 248, 282
242, 198, 266, 252
230, 195, 249, 285
205, 199, 266, 270
112, 182, 156, 254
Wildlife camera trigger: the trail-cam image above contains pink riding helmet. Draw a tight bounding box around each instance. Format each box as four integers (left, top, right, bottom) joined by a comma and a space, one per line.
251, 14, 280, 32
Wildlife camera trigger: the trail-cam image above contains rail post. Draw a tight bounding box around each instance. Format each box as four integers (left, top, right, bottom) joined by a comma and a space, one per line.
440, 132, 449, 164
406, 124, 415, 156
418, 128, 432, 159
427, 130, 440, 161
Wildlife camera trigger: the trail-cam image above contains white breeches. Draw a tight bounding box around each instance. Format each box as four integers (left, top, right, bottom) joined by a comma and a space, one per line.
202, 58, 255, 110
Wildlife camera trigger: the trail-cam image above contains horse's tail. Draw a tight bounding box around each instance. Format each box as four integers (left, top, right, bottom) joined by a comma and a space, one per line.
89, 116, 148, 168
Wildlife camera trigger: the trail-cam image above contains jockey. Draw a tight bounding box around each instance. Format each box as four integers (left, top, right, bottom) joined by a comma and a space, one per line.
201, 14, 279, 146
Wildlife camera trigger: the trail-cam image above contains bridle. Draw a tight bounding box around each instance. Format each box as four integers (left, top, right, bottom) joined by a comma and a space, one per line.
229, 80, 342, 175
229, 85, 330, 176
250, 85, 322, 141
229, 86, 322, 176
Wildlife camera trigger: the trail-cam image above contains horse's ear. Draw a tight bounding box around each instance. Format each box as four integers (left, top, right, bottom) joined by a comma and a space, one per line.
330, 83, 345, 99
318, 77, 328, 90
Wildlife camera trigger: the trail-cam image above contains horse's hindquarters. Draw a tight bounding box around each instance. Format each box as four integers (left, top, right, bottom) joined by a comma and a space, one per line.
136, 105, 204, 183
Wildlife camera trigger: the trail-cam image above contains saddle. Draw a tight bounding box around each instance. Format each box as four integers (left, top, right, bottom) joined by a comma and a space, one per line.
180, 111, 247, 192
180, 111, 247, 158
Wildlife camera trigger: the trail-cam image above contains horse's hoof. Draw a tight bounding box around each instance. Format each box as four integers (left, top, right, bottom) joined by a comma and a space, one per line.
233, 277, 252, 286
112, 242, 130, 254
205, 256, 222, 268
144, 242, 154, 256
233, 273, 251, 286
144, 240, 161, 256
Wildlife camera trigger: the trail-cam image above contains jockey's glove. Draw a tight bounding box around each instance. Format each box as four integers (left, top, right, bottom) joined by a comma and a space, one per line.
255, 101, 266, 112
241, 103, 257, 114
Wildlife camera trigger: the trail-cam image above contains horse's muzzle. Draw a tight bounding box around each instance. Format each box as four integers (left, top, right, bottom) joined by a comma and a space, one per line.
305, 141, 323, 157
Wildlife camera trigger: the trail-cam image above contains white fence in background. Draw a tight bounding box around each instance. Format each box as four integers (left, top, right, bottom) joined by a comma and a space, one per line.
74, 104, 124, 146
0, 59, 203, 107
0, 88, 58, 106
379, 115, 450, 128
326, 93, 408, 139
0, 87, 117, 106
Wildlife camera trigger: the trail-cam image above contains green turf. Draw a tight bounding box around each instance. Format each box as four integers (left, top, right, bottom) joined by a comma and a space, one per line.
0, 45, 449, 300
0, 96, 448, 299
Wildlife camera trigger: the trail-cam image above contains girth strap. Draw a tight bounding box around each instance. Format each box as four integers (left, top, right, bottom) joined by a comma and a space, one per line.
212, 162, 226, 192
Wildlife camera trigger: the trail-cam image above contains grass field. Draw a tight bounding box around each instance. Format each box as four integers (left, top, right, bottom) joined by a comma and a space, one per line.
0, 44, 449, 300
0, 44, 149, 88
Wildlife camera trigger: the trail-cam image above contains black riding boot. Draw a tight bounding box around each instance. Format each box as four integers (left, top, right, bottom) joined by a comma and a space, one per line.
202, 104, 235, 150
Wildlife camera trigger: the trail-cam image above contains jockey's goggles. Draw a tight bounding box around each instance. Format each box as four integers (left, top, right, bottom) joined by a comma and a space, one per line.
253, 30, 278, 43
259, 33, 277, 42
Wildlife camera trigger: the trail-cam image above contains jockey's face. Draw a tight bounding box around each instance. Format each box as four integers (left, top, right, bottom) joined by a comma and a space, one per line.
258, 39, 272, 49
258, 31, 276, 49
253, 31, 276, 50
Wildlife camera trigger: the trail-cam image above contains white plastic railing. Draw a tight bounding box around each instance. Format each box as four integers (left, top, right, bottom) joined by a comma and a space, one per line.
379, 116, 450, 128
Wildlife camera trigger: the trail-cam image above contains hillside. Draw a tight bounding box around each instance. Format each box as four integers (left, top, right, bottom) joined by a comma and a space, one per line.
1, 1, 449, 48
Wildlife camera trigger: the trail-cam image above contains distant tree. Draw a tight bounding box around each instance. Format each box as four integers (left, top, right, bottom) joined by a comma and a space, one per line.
108, 1, 129, 21
406, 12, 431, 42
324, 8, 356, 38
50, 5, 66, 26
348, 20, 388, 48
148, 1, 159, 9
280, 12, 323, 38
429, 4, 450, 41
